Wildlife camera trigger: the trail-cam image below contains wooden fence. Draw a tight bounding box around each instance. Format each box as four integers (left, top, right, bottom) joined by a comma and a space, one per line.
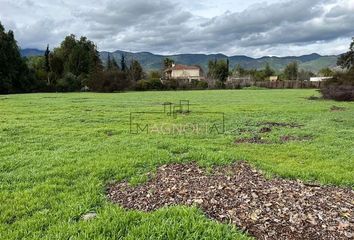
225, 79, 322, 89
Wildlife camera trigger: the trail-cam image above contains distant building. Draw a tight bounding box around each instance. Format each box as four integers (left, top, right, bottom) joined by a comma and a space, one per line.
310, 77, 333, 82
269, 76, 279, 82
164, 64, 204, 82
81, 86, 90, 92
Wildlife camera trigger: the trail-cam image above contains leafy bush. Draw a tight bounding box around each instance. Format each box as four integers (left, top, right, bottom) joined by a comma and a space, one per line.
320, 69, 354, 101
56, 72, 81, 92
135, 80, 149, 91
215, 81, 225, 89
136, 78, 164, 91
161, 79, 178, 90
148, 71, 161, 79
196, 81, 208, 89
95, 71, 130, 92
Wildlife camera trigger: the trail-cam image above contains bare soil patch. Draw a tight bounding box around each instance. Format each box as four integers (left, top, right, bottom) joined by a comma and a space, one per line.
280, 135, 312, 143
259, 127, 272, 133
307, 95, 321, 101
235, 136, 268, 144
331, 106, 346, 112
258, 122, 304, 128
108, 162, 353, 240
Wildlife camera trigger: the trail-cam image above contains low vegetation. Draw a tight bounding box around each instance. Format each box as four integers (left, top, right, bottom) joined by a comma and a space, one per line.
320, 38, 354, 101
320, 69, 354, 101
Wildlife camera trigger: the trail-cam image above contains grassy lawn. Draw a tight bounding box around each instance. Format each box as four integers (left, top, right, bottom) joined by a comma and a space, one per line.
0, 89, 353, 239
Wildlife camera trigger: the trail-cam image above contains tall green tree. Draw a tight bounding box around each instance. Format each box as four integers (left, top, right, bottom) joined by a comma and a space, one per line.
0, 22, 33, 93
111, 57, 120, 71
48, 34, 103, 90
298, 69, 315, 81
129, 60, 143, 81
163, 58, 175, 69
44, 44, 50, 84
284, 62, 299, 80
264, 62, 275, 78
106, 53, 114, 71
208, 59, 229, 82
337, 37, 354, 70
233, 64, 247, 77
121, 54, 127, 72
319, 67, 334, 77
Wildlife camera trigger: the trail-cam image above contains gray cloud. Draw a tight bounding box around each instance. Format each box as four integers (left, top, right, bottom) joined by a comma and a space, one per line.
0, 0, 353, 57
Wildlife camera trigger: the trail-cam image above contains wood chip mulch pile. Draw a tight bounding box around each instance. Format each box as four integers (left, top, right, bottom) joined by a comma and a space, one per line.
108, 162, 354, 240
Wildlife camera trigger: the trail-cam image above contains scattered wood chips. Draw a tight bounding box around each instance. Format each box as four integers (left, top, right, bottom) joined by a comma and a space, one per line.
108, 162, 354, 240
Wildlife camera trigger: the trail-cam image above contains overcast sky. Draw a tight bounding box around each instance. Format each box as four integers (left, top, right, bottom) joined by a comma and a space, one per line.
1, 0, 354, 57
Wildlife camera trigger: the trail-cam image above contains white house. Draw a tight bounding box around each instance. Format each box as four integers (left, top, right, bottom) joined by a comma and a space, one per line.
269, 76, 279, 82
164, 64, 204, 82
310, 77, 333, 82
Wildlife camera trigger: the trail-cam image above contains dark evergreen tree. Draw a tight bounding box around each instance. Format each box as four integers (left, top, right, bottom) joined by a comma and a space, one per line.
208, 59, 229, 82
106, 53, 112, 71
284, 62, 298, 80
121, 54, 126, 72
111, 57, 120, 71
0, 22, 33, 93
44, 44, 50, 84
163, 58, 175, 69
129, 60, 143, 81
44, 45, 50, 72
48, 34, 103, 91
226, 58, 230, 73
337, 37, 354, 70
264, 63, 275, 78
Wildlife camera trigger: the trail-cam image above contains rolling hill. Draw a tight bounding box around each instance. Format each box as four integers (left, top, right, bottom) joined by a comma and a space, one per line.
20, 48, 45, 57
21, 48, 338, 73
99, 51, 339, 73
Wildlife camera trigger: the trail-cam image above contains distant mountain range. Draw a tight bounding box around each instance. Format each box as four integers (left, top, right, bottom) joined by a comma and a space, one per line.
21, 49, 45, 58
21, 48, 339, 73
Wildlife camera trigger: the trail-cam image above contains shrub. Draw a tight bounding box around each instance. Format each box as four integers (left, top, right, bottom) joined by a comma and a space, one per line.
136, 78, 164, 91
136, 80, 153, 91
320, 69, 354, 101
88, 70, 130, 92
162, 79, 178, 90
56, 72, 81, 92
196, 81, 208, 89
215, 81, 225, 89
148, 71, 161, 79
148, 78, 164, 90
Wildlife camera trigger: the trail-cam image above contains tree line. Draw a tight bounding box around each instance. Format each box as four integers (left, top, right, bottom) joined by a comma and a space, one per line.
0, 23, 144, 94
1, 21, 353, 98
207, 59, 335, 84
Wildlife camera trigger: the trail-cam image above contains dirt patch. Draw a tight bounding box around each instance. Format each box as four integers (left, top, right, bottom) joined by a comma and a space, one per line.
233, 122, 303, 136
259, 127, 272, 133
307, 95, 321, 100
108, 162, 353, 240
258, 122, 304, 128
235, 136, 268, 144
331, 106, 346, 112
280, 135, 312, 143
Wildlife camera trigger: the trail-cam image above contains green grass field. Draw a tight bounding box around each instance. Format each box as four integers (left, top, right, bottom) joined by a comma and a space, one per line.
0, 90, 353, 239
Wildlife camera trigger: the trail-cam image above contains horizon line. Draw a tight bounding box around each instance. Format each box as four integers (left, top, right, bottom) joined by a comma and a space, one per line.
21, 47, 340, 59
